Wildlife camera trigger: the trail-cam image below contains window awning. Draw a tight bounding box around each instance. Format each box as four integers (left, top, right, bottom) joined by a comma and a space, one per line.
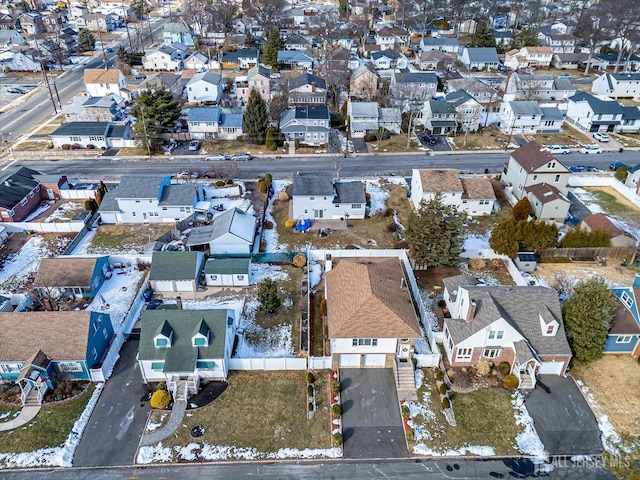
430, 120, 458, 127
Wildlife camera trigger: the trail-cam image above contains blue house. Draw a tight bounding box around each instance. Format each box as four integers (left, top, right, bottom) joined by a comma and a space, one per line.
0, 311, 114, 405
609, 276, 640, 358
32, 256, 111, 300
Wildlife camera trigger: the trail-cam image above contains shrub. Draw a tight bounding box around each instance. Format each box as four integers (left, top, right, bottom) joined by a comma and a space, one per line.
331, 403, 342, 418
386, 223, 398, 232
365, 192, 371, 200
285, 219, 296, 229
441, 397, 450, 409
320, 299, 327, 316
401, 405, 410, 418
292, 253, 306, 267
331, 380, 341, 393
61, 144, 71, 150
505, 374, 519, 389
150, 389, 171, 409
264, 173, 273, 187
306, 371, 314, 384
393, 240, 409, 249
448, 391, 456, 402
308, 402, 314, 412
258, 179, 268, 194
498, 362, 511, 376
406, 430, 415, 442
333, 432, 343, 446
86, 144, 96, 150
307, 384, 314, 396
215, 180, 225, 187
468, 257, 486, 271
225, 178, 233, 185
438, 383, 448, 395
264, 220, 273, 229
434, 370, 443, 381
156, 381, 167, 391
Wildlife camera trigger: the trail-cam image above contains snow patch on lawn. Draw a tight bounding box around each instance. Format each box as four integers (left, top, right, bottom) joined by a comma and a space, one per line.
87, 267, 144, 332
365, 180, 389, 215
263, 180, 291, 252
464, 232, 491, 251
68, 227, 98, 255
512, 392, 546, 458
309, 262, 322, 288
251, 263, 290, 284
236, 298, 294, 358
413, 444, 495, 457
0, 236, 48, 293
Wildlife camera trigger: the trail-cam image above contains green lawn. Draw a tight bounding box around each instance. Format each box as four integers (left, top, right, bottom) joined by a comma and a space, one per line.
411, 370, 521, 456
0, 384, 95, 454
158, 371, 331, 455
89, 224, 173, 252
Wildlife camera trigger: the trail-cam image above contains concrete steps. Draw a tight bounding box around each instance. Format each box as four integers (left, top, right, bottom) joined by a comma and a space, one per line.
396, 363, 415, 391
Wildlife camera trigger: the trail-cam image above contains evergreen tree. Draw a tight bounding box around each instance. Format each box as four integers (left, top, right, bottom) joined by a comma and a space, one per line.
489, 218, 558, 258
257, 278, 281, 312
510, 28, 541, 50
265, 125, 279, 151
244, 89, 269, 144
244, 31, 257, 48
489, 218, 521, 258
560, 228, 610, 248
470, 23, 496, 48
130, 0, 149, 20
78, 29, 95, 52
512, 197, 532, 221
117, 46, 130, 65
563, 277, 616, 362
263, 29, 284, 69
130, 88, 181, 153
405, 193, 467, 267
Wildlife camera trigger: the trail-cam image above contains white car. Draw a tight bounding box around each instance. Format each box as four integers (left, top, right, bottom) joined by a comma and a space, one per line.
579, 145, 602, 154
205, 153, 229, 161
188, 140, 200, 151
593, 132, 610, 142
543, 145, 571, 154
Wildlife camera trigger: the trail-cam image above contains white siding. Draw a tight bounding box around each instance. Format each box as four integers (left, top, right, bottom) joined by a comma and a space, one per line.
175, 280, 195, 291
331, 337, 397, 354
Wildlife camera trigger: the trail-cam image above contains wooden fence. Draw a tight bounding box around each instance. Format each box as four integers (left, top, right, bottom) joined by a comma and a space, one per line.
536, 247, 637, 260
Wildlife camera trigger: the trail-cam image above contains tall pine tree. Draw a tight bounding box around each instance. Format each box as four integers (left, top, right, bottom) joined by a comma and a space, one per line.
244, 89, 269, 144
263, 29, 284, 69
130, 88, 181, 153
470, 23, 496, 48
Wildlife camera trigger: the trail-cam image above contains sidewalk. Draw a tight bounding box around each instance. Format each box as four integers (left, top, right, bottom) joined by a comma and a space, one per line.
0, 406, 41, 431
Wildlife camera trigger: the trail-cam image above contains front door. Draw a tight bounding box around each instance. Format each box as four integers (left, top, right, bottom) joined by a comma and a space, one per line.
397, 339, 410, 359
46, 188, 55, 199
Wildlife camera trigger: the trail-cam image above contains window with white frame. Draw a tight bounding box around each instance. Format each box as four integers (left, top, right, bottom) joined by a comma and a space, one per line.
616, 335, 633, 343
58, 362, 83, 372
455, 347, 472, 361
488, 330, 504, 340
482, 348, 500, 358
351, 338, 378, 346
0, 363, 22, 373
621, 291, 633, 308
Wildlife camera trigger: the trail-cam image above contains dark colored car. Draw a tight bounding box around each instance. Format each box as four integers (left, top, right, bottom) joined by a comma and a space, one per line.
142, 287, 154, 302
610, 161, 630, 170
146, 298, 163, 310
423, 134, 437, 145
7, 87, 27, 94
133, 73, 146, 80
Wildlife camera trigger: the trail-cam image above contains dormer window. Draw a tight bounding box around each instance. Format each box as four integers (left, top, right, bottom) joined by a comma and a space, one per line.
192, 319, 210, 347
154, 320, 173, 348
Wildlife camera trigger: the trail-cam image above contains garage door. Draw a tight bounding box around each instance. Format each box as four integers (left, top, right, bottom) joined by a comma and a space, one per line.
175, 280, 193, 291
363, 354, 386, 367
339, 354, 361, 368
153, 280, 174, 292
538, 361, 565, 375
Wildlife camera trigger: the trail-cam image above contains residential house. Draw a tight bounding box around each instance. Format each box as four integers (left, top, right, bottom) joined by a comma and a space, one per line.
504, 46, 553, 70
148, 251, 205, 294
460, 47, 499, 71
609, 277, 640, 358
422, 100, 458, 134
163, 21, 194, 47
538, 106, 565, 133
566, 91, 625, 133
347, 101, 400, 138
525, 182, 570, 223
49, 122, 132, 149
445, 89, 483, 133
418, 36, 458, 53
291, 172, 366, 220
186, 207, 257, 254
540, 25, 576, 54
186, 71, 224, 104
288, 73, 328, 106
0, 50, 41, 72
447, 78, 497, 104
410, 169, 496, 216
277, 49, 313, 72
494, 30, 512, 51
0, 28, 24, 47
581, 213, 636, 248
183, 52, 210, 71
284, 34, 312, 51
597, 53, 640, 72
370, 49, 408, 70
391, 69, 438, 100
626, 164, 640, 194
32, 256, 110, 301
375, 26, 408, 50
504, 73, 576, 102
17, 12, 45, 34
0, 311, 114, 404
416, 50, 455, 71
592, 72, 640, 99
621, 106, 640, 134
235, 65, 270, 103
98, 175, 200, 224
137, 308, 237, 399
220, 48, 259, 70
325, 257, 422, 372
441, 275, 573, 387
143, 44, 186, 71
279, 106, 330, 146
186, 107, 243, 140
136, 72, 182, 96
330, 46, 360, 71
0, 167, 68, 222
62, 94, 122, 122
74, 13, 117, 32
551, 52, 594, 70
42, 12, 68, 33
350, 63, 379, 99
502, 141, 571, 200
498, 101, 543, 134
83, 69, 128, 99
204, 258, 251, 287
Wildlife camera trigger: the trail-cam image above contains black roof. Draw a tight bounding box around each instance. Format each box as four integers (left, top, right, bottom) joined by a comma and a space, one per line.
51, 122, 110, 136
0, 166, 41, 209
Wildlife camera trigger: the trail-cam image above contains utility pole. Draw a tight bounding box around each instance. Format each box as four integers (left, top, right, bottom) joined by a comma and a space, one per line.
52, 81, 62, 111
139, 106, 152, 159
95, 13, 108, 69
34, 39, 58, 114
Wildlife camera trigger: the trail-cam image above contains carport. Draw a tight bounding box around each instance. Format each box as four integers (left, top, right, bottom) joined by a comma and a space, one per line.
525, 375, 602, 456
339, 368, 408, 459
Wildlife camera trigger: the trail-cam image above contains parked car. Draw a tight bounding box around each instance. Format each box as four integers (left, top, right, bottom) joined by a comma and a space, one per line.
610, 161, 630, 170
202, 170, 220, 178
176, 170, 192, 179
557, 73, 572, 79
133, 73, 146, 80
146, 298, 163, 310
542, 145, 571, 154
593, 132, 610, 142
188, 140, 201, 151
191, 171, 200, 179
7, 87, 27, 94
231, 152, 253, 161
579, 145, 602, 154
205, 153, 229, 161
422, 134, 437, 145
569, 165, 585, 173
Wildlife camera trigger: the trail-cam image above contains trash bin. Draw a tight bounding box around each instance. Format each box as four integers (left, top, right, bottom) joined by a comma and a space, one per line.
619, 147, 624, 153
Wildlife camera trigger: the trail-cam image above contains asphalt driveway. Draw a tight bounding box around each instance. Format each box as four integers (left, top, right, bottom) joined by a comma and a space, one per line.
74, 339, 151, 466
339, 368, 408, 459
525, 375, 602, 456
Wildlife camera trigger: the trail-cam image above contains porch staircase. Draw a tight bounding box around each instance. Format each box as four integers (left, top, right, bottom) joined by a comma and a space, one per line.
174, 380, 188, 402
396, 360, 415, 391
520, 373, 535, 390
24, 390, 41, 407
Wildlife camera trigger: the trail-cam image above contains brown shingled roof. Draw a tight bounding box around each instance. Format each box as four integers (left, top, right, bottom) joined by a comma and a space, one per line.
582, 213, 626, 238
511, 141, 569, 173
83, 68, 122, 84
525, 183, 568, 204
325, 258, 421, 338
418, 169, 464, 193
461, 177, 496, 200
0, 311, 95, 361
32, 257, 99, 288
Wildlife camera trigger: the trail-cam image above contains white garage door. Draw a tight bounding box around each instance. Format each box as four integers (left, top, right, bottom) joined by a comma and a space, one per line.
363, 354, 386, 367
153, 280, 174, 292
175, 280, 194, 291
338, 354, 361, 368
538, 361, 564, 375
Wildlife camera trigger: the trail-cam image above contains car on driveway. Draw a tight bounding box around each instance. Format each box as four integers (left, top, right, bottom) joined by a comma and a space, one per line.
593, 132, 610, 142
422, 134, 437, 145
557, 73, 572, 79
610, 161, 630, 170
133, 73, 146, 80
543, 145, 571, 154
205, 153, 229, 161
7, 87, 27, 94
188, 140, 201, 151
231, 152, 253, 161
579, 145, 602, 154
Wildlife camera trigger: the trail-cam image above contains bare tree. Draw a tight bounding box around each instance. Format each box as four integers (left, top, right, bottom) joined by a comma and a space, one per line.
205, 1, 239, 34
181, 0, 207, 39
608, 0, 640, 73
328, 130, 346, 180
573, 1, 610, 75
242, 0, 285, 33
456, 105, 482, 147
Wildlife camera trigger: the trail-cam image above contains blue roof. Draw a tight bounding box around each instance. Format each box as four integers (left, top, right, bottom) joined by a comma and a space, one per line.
220, 113, 243, 128
187, 107, 221, 122
277, 50, 312, 62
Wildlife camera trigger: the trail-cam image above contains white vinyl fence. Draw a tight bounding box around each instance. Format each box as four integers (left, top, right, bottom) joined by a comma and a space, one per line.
414, 354, 440, 368
2, 221, 85, 233
60, 189, 97, 200
229, 356, 332, 371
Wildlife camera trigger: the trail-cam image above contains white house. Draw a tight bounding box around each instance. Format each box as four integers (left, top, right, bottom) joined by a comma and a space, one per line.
347, 101, 401, 138
540, 25, 576, 54
445, 89, 484, 133
369, 50, 408, 70
186, 208, 257, 254
504, 46, 553, 70
204, 258, 251, 287
526, 182, 571, 223
291, 172, 366, 220
498, 101, 543, 134
183, 52, 210, 71
419, 36, 458, 53
621, 106, 640, 134
592, 72, 640, 99
504, 73, 576, 102
148, 251, 205, 294
186, 107, 243, 140
186, 71, 224, 104
277, 50, 313, 72
375, 26, 409, 50
565, 91, 625, 133
98, 175, 200, 224
0, 51, 41, 72
410, 169, 496, 216
460, 47, 499, 71
502, 141, 571, 201
49, 122, 133, 149
83, 69, 128, 100
142, 44, 187, 71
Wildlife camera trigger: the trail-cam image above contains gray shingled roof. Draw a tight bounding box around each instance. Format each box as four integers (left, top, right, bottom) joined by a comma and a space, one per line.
464, 47, 499, 63
98, 175, 167, 212
569, 91, 624, 115
442, 274, 479, 302
292, 172, 333, 196
51, 122, 110, 136
334, 181, 365, 204
393, 69, 438, 84
289, 72, 327, 91
509, 101, 543, 116
158, 184, 196, 206
0, 166, 41, 209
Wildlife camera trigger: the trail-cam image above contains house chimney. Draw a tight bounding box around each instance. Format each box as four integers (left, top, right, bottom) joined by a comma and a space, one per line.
400, 277, 405, 289
311, 81, 316, 92
466, 299, 476, 322
325, 254, 332, 272
176, 296, 183, 310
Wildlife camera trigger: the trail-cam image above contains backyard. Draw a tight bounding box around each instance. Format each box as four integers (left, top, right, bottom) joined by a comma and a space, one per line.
142, 370, 332, 461
86, 224, 175, 254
